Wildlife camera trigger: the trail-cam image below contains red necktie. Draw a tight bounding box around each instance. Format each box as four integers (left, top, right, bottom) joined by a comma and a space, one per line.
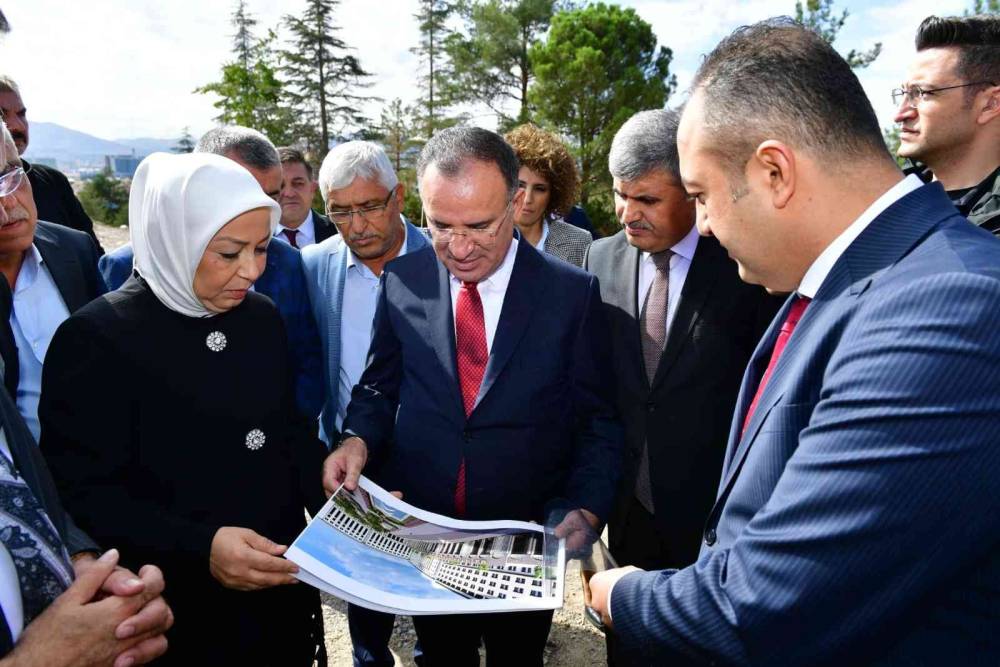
454, 281, 488, 516
283, 229, 299, 248
741, 296, 810, 436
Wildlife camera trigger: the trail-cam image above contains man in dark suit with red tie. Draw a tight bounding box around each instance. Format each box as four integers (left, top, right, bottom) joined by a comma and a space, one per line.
323, 126, 623, 665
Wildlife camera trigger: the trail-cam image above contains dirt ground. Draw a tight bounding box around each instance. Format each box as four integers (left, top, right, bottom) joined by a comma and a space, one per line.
94, 224, 610, 666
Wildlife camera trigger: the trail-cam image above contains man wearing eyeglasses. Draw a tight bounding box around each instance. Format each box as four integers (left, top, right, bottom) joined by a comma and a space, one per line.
893, 14, 1000, 234
323, 127, 622, 665
301, 140, 429, 667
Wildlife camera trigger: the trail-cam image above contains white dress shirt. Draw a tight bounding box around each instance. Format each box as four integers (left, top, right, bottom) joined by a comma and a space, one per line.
9, 245, 71, 443
797, 175, 923, 298
0, 428, 24, 642
637, 223, 700, 335
448, 238, 519, 354
336, 223, 410, 430
277, 210, 317, 248
533, 220, 550, 250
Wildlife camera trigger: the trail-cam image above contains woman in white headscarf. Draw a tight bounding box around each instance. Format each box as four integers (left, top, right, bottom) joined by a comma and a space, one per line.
38, 152, 327, 666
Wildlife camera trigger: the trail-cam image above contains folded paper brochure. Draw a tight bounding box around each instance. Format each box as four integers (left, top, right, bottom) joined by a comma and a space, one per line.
287, 475, 566, 615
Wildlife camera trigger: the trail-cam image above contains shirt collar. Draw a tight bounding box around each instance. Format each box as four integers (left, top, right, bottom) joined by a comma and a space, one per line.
346, 217, 409, 271
13, 244, 44, 296
797, 174, 923, 299
277, 210, 313, 238
449, 237, 519, 293
641, 222, 700, 264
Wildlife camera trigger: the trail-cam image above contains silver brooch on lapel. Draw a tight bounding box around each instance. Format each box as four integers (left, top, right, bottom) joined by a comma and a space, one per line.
245, 429, 266, 451
206, 331, 227, 352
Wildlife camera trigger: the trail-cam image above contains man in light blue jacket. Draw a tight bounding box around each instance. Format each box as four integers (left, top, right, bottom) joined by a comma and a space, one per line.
301, 141, 427, 667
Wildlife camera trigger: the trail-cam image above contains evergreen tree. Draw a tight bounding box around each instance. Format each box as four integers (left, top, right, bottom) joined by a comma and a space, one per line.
530, 3, 675, 235
445, 0, 556, 128
281, 0, 373, 156
196, 2, 295, 146
411, 0, 464, 141
79, 169, 130, 227
377, 99, 420, 173
967, 0, 999, 13
173, 127, 196, 154
794, 0, 881, 68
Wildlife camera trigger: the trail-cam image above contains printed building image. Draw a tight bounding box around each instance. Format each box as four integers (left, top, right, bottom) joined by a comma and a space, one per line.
321, 490, 557, 601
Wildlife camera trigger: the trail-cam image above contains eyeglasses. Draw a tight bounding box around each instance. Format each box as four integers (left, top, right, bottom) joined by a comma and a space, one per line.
0, 166, 25, 198
327, 186, 397, 227
891, 81, 996, 108
424, 201, 512, 248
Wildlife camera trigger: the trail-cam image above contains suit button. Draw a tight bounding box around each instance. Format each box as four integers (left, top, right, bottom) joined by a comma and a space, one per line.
704, 528, 717, 546
646, 401, 655, 412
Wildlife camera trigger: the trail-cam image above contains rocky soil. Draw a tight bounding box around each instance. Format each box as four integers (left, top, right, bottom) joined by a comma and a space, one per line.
94, 223, 609, 666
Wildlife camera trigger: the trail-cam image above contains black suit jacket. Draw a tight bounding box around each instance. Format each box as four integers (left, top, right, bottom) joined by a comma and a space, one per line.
313, 211, 336, 243
34, 220, 108, 313
585, 231, 780, 567
0, 380, 98, 654
25, 161, 104, 255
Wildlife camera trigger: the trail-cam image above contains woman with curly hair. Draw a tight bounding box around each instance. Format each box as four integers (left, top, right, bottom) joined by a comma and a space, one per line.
504, 124, 592, 267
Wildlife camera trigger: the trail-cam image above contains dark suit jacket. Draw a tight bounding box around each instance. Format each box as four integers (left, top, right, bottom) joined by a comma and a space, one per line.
25, 161, 104, 255
343, 241, 623, 522
34, 220, 107, 311
585, 232, 779, 567
313, 211, 336, 243
98, 241, 323, 420
610, 183, 1000, 665
0, 380, 98, 654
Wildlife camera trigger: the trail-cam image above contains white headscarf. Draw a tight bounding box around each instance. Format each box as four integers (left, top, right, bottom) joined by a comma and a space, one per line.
129, 152, 280, 318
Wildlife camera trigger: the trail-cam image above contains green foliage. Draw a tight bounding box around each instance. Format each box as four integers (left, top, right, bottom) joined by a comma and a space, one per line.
376, 99, 421, 173
172, 127, 196, 154
882, 126, 907, 168
79, 169, 130, 227
967, 0, 1000, 13
794, 0, 881, 69
281, 0, 374, 157
445, 0, 556, 126
530, 3, 675, 236
195, 3, 297, 146
411, 0, 466, 140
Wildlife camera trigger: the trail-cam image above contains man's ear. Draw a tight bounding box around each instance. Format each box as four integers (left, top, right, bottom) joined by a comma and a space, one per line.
751, 140, 796, 209
977, 85, 1000, 125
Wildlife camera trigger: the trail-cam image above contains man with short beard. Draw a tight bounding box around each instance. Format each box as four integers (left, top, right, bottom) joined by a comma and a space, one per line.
894, 14, 1000, 233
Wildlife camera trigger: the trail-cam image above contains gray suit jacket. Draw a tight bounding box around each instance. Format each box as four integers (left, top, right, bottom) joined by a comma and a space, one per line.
543, 218, 592, 267
301, 218, 430, 444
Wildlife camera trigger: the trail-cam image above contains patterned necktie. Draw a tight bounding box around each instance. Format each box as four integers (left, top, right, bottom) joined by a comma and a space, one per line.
635, 250, 671, 513
283, 229, 299, 249
741, 296, 811, 436
454, 281, 488, 517
0, 445, 74, 625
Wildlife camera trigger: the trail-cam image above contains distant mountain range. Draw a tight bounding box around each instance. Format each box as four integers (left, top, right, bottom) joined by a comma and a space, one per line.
23, 122, 177, 172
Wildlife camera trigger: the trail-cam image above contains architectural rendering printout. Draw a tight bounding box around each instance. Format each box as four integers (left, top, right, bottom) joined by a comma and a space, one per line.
287, 476, 566, 615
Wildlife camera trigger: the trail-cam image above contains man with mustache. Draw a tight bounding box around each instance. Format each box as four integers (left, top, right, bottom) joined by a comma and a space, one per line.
583, 109, 779, 665
301, 140, 428, 667
893, 14, 999, 234
0, 75, 103, 254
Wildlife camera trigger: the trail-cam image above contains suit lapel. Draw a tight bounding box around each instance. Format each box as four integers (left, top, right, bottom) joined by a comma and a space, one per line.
650, 235, 721, 389
423, 256, 464, 415
603, 235, 645, 392
33, 229, 82, 312
475, 242, 543, 408
326, 243, 349, 415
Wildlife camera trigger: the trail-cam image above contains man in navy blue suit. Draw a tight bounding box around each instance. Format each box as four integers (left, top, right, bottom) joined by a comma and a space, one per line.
324, 127, 622, 665
589, 18, 1000, 666
99, 127, 324, 421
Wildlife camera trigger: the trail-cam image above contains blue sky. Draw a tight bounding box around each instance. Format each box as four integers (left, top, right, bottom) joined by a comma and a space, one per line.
0, 0, 971, 140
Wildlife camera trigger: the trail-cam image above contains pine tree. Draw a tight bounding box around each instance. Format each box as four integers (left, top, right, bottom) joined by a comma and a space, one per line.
173, 127, 196, 154
967, 0, 999, 14
794, 0, 881, 69
411, 0, 464, 141
281, 0, 373, 156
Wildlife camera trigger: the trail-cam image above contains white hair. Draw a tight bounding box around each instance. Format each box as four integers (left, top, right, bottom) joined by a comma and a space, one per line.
318, 141, 398, 202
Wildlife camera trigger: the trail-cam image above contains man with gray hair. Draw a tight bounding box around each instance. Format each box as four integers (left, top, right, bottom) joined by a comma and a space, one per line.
0, 75, 102, 252
585, 108, 777, 664
323, 126, 622, 665
99, 125, 324, 422
301, 140, 428, 667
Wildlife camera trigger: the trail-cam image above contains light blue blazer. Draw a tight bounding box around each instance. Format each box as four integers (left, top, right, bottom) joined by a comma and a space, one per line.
301, 218, 429, 445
